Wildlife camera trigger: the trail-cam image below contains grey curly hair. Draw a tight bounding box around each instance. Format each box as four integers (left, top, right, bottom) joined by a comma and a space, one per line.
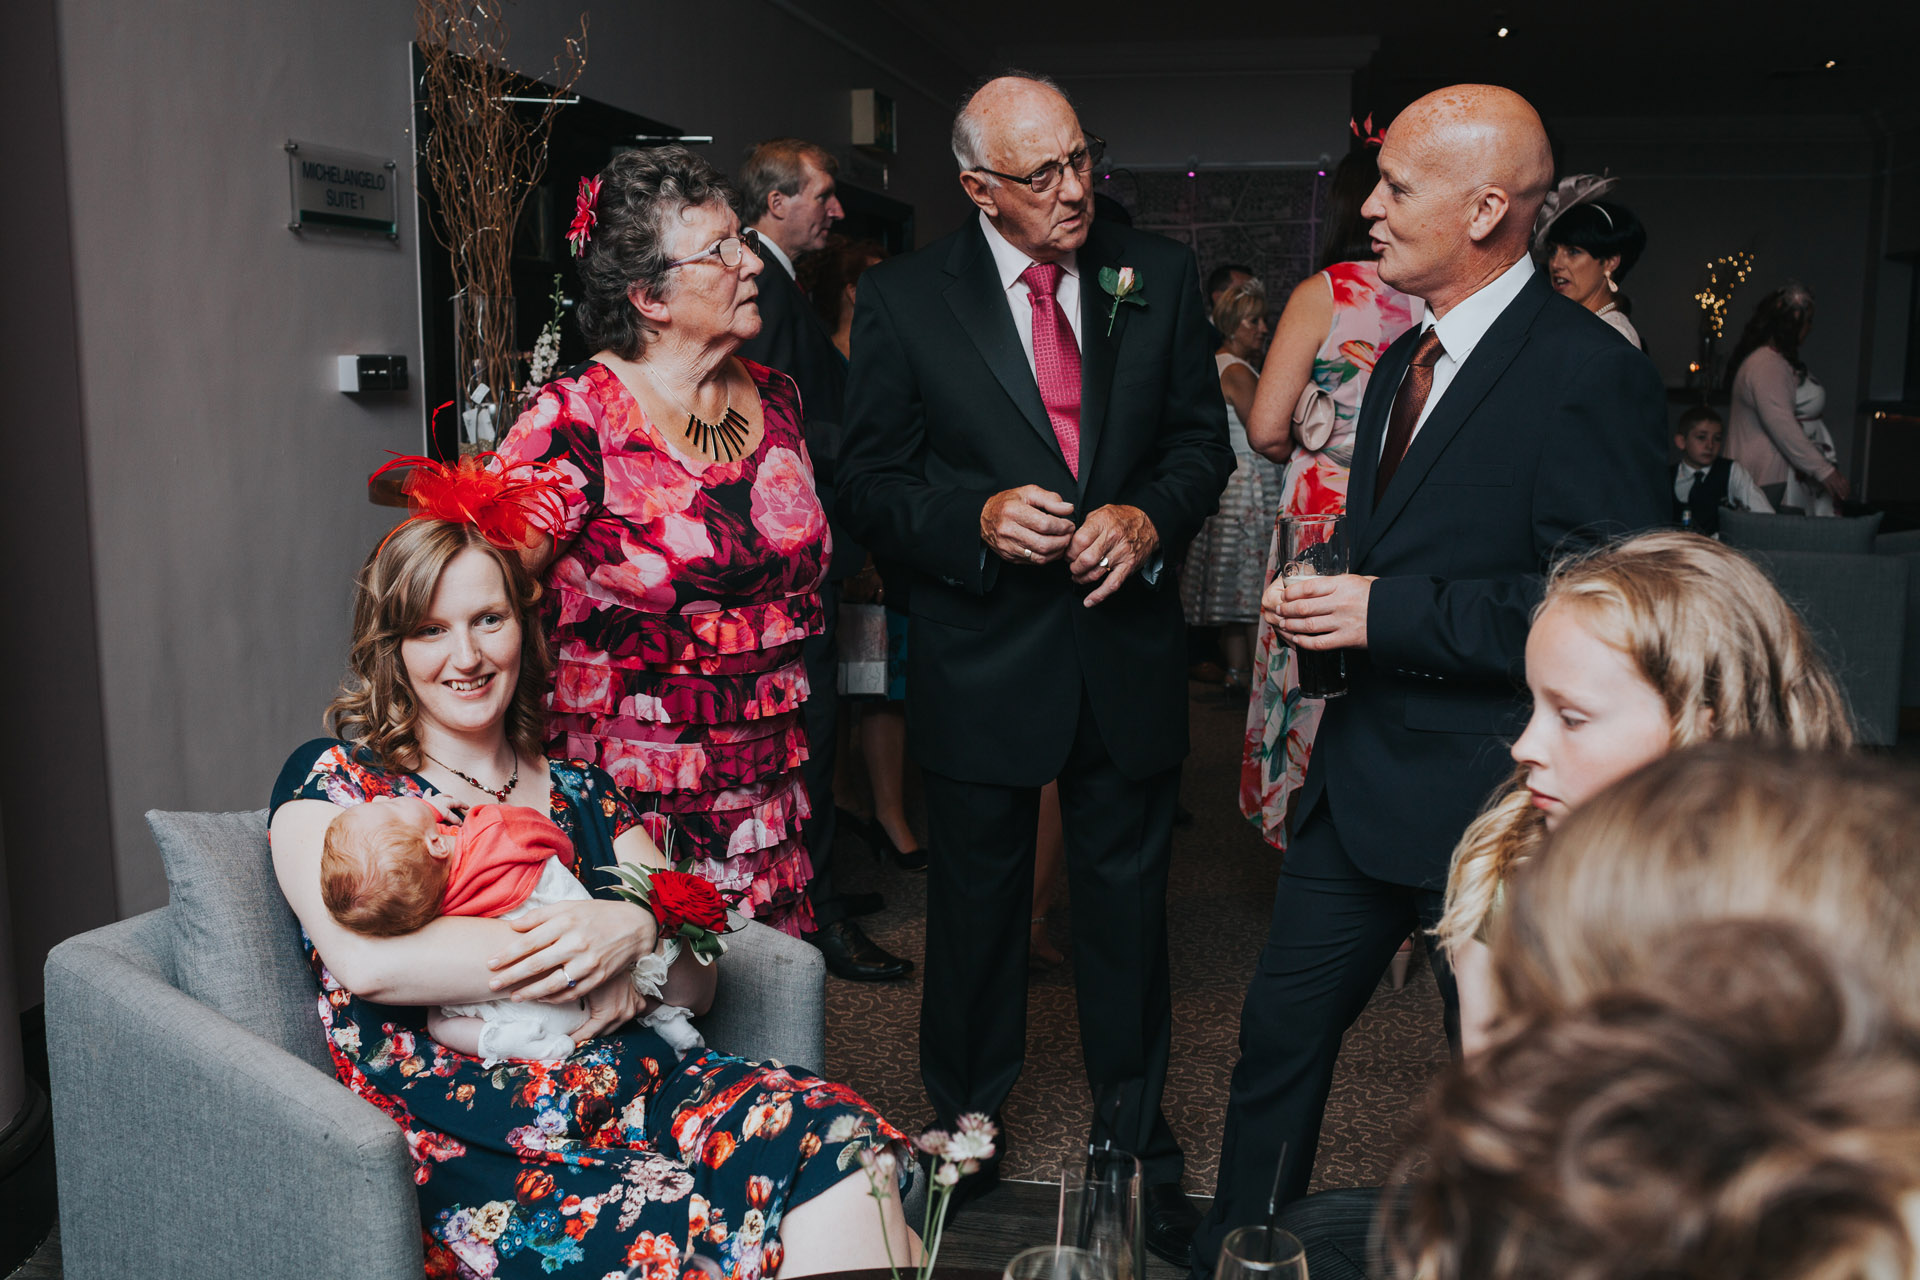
574, 146, 737, 359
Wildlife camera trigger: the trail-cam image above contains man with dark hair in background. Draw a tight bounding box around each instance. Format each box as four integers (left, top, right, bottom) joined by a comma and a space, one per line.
737, 137, 912, 983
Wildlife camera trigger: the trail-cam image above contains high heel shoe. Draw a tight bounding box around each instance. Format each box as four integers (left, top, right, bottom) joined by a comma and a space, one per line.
1029, 915, 1066, 970
839, 807, 928, 872
1388, 937, 1414, 990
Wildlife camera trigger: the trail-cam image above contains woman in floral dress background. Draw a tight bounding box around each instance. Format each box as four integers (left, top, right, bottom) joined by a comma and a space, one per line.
1238, 148, 1420, 848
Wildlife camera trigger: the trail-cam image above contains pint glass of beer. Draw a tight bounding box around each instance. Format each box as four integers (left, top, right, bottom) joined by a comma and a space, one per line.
1278, 513, 1349, 698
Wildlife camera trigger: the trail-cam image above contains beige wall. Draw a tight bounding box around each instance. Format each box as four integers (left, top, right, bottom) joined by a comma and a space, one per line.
9, 0, 974, 992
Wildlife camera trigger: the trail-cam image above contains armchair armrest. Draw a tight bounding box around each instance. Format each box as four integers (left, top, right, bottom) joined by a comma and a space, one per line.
694, 919, 826, 1069
46, 911, 423, 1280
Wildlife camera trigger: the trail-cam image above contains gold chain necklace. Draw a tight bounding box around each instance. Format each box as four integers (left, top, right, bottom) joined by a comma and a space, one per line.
641, 362, 751, 462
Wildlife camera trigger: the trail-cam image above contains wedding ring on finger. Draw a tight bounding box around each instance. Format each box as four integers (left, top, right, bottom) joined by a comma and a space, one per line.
1099, 555, 1111, 569
563, 968, 578, 989
1023, 546, 1034, 560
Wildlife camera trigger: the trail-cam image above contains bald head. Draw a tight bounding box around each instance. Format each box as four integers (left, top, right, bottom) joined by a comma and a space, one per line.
1362, 85, 1555, 314
953, 72, 1094, 262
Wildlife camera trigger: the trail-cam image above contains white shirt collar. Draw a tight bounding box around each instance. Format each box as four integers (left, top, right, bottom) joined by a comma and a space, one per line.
979, 210, 1079, 290
1425, 254, 1535, 366
753, 230, 796, 280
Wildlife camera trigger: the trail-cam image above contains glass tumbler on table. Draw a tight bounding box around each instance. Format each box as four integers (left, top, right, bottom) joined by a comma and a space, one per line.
1216, 1225, 1309, 1280
1004, 1245, 1110, 1280
1277, 513, 1350, 698
1057, 1148, 1144, 1280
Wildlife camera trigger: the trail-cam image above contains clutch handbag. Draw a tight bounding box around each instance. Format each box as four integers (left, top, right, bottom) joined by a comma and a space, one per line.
1291, 381, 1337, 452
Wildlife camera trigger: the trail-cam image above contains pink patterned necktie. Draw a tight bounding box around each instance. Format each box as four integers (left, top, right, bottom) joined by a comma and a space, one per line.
1020, 261, 1081, 478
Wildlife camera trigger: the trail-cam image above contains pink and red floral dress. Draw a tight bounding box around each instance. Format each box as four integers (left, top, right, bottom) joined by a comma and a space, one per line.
499, 361, 828, 936
1239, 262, 1420, 848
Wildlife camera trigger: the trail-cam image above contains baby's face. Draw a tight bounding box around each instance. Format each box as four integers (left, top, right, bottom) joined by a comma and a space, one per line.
343, 795, 457, 859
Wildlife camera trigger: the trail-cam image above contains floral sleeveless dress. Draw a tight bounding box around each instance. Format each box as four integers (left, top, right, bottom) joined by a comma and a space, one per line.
270, 740, 905, 1279
1239, 262, 1420, 848
499, 360, 829, 936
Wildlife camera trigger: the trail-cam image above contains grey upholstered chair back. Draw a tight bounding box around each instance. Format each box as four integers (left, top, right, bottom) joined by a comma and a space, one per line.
147, 808, 333, 1073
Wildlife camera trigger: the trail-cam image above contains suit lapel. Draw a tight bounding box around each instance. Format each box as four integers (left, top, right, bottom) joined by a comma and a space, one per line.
1356, 277, 1549, 562
1074, 222, 1124, 495
942, 221, 1061, 467
1344, 330, 1415, 550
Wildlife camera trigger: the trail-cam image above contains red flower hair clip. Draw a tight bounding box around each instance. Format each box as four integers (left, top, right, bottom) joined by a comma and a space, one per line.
370, 452, 571, 555
1350, 114, 1386, 148
566, 175, 602, 258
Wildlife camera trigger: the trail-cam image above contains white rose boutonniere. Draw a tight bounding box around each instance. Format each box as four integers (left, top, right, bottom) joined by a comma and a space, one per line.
1099, 265, 1145, 336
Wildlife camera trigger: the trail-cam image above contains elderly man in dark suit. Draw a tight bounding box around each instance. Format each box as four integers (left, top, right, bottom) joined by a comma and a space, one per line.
1192, 85, 1671, 1274
735, 138, 912, 983
838, 74, 1235, 1263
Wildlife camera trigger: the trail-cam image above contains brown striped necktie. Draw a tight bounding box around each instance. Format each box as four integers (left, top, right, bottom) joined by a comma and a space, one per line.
1375, 327, 1447, 504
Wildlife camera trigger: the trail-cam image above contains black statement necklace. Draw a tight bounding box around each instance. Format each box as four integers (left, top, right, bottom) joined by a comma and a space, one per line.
643, 363, 751, 462
424, 751, 520, 804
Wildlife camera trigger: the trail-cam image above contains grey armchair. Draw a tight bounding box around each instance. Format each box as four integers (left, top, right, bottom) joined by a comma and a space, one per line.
45, 808, 829, 1280
1719, 510, 1908, 744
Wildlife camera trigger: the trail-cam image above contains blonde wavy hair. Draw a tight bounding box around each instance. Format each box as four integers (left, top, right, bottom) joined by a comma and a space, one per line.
326, 518, 552, 773
1436, 530, 1852, 954
1393, 745, 1920, 1280
1212, 278, 1268, 340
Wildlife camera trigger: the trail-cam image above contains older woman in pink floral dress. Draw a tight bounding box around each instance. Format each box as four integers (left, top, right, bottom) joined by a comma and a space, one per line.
500, 147, 827, 936
1238, 151, 1420, 848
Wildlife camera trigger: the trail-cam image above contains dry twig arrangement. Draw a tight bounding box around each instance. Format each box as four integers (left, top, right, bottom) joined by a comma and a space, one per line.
415, 0, 587, 445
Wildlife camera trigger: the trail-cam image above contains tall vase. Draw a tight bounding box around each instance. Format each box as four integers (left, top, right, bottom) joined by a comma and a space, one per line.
453, 293, 518, 453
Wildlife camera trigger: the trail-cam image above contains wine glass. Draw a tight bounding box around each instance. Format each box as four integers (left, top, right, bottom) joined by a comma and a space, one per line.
1003, 1245, 1109, 1280
1057, 1148, 1144, 1280
1216, 1225, 1308, 1280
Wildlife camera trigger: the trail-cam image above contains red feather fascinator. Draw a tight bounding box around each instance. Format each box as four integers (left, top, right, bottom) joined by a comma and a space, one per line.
371, 452, 570, 554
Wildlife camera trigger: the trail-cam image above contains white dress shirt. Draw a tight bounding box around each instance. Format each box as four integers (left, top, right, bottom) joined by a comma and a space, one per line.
754, 230, 796, 280
1674, 459, 1774, 513
980, 210, 1083, 376
1384, 254, 1537, 457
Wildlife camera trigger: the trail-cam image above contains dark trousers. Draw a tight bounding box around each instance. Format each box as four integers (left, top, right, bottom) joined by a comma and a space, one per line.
801, 589, 843, 927
919, 694, 1185, 1184
1192, 801, 1458, 1276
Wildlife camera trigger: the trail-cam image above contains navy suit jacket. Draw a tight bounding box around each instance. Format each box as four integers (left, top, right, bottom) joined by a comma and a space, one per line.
1294, 270, 1670, 887
736, 249, 863, 580
837, 216, 1234, 784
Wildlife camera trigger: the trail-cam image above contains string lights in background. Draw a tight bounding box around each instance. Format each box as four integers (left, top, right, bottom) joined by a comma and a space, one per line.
1694, 250, 1755, 338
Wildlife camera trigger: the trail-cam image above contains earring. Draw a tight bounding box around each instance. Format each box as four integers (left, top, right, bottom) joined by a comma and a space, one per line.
1606, 271, 1619, 294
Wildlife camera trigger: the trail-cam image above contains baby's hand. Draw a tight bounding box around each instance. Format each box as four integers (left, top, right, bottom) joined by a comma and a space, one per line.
425, 793, 468, 823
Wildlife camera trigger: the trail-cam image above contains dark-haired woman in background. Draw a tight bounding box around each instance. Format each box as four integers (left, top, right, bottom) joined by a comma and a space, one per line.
1237, 147, 1420, 850
1533, 177, 1647, 349
1725, 282, 1848, 512
497, 146, 830, 937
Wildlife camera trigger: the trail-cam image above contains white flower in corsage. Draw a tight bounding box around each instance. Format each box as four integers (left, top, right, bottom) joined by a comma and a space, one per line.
1099, 265, 1146, 336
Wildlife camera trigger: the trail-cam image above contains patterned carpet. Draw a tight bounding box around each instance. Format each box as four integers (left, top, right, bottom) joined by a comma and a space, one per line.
824, 681, 1449, 1194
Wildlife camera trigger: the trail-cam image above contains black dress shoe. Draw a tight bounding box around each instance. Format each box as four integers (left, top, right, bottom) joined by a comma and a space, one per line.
809, 919, 914, 981
839, 808, 929, 872
837, 890, 885, 918
1144, 1182, 1204, 1268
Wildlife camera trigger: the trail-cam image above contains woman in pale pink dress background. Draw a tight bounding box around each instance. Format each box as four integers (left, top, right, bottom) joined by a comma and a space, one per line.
1238, 147, 1420, 849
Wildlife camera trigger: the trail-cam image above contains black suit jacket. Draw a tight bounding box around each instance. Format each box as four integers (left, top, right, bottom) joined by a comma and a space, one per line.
838, 216, 1234, 784
1295, 270, 1669, 887
736, 248, 863, 580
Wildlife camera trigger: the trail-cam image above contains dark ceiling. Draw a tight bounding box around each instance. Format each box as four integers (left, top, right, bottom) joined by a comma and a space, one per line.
929, 0, 1920, 123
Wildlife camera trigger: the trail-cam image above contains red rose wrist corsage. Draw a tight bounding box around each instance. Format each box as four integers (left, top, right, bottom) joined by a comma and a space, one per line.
603, 858, 738, 964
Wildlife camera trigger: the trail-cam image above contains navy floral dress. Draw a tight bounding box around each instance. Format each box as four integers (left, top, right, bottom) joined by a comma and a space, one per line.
271, 739, 905, 1280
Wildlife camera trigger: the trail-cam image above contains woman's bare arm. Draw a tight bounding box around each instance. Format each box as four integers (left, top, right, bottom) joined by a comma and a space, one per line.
1220, 362, 1258, 427
1245, 275, 1333, 462
272, 798, 533, 1005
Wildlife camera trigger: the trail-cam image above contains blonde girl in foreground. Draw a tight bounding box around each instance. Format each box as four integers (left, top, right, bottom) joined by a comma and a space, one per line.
1435, 529, 1853, 1052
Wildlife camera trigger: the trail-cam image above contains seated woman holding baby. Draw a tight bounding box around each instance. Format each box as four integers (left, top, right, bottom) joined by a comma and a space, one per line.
270, 511, 914, 1278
